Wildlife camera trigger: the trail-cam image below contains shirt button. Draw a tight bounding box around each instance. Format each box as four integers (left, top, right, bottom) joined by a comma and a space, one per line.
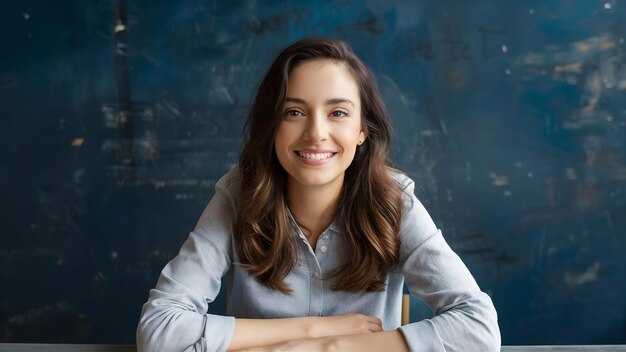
320, 245, 328, 253
323, 235, 329, 240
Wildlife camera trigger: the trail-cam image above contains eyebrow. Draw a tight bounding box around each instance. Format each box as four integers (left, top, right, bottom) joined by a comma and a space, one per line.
284, 97, 355, 107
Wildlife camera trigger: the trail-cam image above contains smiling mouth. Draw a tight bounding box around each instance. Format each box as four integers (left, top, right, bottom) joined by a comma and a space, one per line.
295, 151, 337, 160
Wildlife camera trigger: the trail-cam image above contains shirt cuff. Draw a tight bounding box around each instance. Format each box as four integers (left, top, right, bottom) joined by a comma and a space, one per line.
397, 319, 445, 352
203, 314, 236, 351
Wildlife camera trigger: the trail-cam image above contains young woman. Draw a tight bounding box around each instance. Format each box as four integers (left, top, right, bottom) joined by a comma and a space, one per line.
137, 38, 500, 351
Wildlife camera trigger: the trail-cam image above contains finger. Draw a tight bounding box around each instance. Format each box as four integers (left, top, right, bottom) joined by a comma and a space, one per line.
367, 322, 384, 332
366, 316, 383, 327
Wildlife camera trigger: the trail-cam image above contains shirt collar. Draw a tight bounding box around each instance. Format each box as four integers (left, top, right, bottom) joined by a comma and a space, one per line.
328, 220, 343, 234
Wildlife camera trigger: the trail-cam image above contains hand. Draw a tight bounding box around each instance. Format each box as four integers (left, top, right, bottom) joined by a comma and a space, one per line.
309, 312, 383, 338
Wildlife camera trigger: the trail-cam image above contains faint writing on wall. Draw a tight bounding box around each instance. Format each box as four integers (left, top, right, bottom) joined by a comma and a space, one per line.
248, 10, 388, 35
394, 27, 507, 61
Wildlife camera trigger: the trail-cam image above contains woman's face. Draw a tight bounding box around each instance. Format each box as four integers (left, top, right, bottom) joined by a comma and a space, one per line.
274, 59, 366, 192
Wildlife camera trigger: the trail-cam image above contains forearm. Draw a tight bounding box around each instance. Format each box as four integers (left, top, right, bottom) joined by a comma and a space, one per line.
330, 331, 409, 352
228, 317, 317, 351
232, 330, 408, 352
227, 312, 385, 351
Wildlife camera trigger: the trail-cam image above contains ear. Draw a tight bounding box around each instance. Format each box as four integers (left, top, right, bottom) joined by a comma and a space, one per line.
358, 130, 367, 144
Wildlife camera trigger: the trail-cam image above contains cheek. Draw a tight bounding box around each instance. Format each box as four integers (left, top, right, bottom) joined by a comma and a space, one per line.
341, 123, 364, 146
274, 125, 289, 150
274, 125, 297, 165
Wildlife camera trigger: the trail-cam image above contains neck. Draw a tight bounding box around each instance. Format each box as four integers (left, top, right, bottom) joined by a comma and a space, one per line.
287, 179, 342, 238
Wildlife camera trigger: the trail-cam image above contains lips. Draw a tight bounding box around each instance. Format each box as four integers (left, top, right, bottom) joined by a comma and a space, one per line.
295, 151, 336, 160
293, 149, 337, 165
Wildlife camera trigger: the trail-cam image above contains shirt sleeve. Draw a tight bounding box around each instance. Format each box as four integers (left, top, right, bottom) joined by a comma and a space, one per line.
136, 176, 237, 352
395, 177, 501, 352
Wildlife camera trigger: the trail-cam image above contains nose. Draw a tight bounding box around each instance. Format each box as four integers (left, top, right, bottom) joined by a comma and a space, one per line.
303, 110, 328, 143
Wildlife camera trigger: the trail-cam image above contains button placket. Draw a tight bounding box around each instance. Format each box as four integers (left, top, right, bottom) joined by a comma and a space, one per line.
317, 230, 331, 255
310, 262, 324, 315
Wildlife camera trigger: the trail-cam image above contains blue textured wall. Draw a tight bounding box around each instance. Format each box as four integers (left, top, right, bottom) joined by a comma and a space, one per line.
1, 0, 625, 345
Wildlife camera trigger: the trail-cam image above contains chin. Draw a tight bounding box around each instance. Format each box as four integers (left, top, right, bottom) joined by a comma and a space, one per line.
296, 176, 332, 187
292, 172, 341, 188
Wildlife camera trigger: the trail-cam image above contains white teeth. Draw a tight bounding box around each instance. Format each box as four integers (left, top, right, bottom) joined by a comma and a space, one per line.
297, 152, 334, 160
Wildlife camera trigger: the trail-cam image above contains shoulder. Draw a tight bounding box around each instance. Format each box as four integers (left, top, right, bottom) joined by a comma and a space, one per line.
387, 169, 439, 250
192, 166, 241, 235
388, 169, 415, 192
215, 165, 240, 208
386, 168, 417, 203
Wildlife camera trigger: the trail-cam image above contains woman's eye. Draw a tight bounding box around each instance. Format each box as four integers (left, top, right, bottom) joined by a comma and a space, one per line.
331, 110, 348, 118
285, 110, 303, 117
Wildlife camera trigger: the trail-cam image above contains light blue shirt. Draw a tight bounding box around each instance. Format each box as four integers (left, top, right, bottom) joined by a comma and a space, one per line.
137, 167, 500, 351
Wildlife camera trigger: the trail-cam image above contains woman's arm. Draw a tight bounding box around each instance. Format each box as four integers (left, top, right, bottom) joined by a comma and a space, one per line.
397, 230, 501, 351
136, 185, 236, 351
233, 331, 408, 352
394, 177, 501, 351
228, 313, 383, 351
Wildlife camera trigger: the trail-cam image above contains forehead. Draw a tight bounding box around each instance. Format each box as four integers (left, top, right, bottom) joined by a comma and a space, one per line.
286, 59, 360, 103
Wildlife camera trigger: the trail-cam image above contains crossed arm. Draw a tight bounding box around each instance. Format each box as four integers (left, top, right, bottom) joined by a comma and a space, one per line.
228, 314, 409, 352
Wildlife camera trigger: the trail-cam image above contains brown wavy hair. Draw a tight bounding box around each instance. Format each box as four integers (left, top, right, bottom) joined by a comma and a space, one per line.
234, 38, 404, 294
